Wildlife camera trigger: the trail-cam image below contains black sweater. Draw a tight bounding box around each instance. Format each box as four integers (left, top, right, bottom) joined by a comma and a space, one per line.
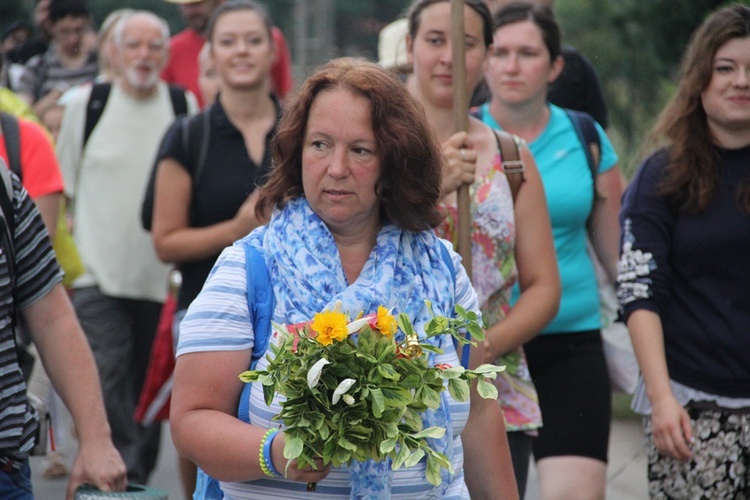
618, 145, 750, 398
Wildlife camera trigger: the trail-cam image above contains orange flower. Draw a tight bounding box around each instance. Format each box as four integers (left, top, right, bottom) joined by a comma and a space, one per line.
310, 310, 349, 346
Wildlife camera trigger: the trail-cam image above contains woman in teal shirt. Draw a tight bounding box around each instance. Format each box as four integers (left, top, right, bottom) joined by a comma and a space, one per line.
478, 3, 625, 499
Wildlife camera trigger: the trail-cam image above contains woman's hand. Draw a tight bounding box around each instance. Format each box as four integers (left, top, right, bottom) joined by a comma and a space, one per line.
441, 131, 476, 198
649, 393, 694, 461
271, 432, 331, 484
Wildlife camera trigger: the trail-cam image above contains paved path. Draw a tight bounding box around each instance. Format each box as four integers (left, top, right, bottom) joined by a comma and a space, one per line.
31, 416, 649, 499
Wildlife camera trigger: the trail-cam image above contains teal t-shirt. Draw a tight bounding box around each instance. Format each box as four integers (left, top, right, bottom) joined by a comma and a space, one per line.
479, 103, 618, 333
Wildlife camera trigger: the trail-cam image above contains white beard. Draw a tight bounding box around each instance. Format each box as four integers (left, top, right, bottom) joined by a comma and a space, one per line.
124, 62, 160, 92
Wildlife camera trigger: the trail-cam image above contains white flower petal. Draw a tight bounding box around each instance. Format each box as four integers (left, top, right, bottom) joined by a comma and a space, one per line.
332, 378, 356, 404
342, 394, 355, 406
307, 358, 330, 389
346, 317, 369, 334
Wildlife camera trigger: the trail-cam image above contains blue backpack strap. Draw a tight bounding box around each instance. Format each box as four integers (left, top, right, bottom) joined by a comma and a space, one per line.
195, 243, 276, 499
193, 468, 223, 500
237, 243, 275, 423
438, 241, 471, 369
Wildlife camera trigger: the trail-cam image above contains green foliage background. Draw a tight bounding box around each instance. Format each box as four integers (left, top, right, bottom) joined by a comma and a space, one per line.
3, 0, 750, 173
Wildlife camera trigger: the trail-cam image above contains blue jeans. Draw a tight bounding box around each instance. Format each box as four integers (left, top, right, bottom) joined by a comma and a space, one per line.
0, 461, 33, 499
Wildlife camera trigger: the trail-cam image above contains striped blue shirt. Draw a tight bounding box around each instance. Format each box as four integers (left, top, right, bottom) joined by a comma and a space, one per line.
178, 243, 479, 499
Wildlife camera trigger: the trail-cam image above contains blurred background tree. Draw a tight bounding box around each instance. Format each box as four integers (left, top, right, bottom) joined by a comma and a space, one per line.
4, 0, 749, 173
555, 0, 744, 174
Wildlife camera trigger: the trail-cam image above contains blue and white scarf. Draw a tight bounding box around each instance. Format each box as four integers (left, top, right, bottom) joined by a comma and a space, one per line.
245, 198, 457, 498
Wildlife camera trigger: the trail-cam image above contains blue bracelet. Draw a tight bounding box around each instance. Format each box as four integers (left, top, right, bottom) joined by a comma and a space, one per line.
262, 429, 281, 477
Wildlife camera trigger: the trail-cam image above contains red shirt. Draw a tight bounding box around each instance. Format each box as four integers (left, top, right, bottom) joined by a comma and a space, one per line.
0, 117, 64, 199
161, 27, 294, 108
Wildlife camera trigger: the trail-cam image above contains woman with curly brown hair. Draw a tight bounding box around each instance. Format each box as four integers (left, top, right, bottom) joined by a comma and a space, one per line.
171, 57, 517, 499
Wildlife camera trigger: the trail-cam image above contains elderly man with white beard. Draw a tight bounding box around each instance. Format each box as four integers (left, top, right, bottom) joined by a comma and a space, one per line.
56, 10, 198, 485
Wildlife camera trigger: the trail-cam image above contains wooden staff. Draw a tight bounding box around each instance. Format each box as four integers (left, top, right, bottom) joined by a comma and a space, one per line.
451, 0, 472, 278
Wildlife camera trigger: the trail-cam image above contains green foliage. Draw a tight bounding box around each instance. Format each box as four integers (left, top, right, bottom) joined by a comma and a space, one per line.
556, 0, 748, 177
239, 304, 504, 486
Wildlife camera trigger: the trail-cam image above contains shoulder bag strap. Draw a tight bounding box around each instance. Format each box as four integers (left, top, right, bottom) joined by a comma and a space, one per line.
494, 130, 526, 203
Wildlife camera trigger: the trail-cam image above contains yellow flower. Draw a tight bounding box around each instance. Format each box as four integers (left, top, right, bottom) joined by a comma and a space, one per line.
310, 310, 349, 346
375, 306, 397, 338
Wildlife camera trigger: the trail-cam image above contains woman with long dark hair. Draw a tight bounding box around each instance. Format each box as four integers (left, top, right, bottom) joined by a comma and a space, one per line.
618, 4, 750, 498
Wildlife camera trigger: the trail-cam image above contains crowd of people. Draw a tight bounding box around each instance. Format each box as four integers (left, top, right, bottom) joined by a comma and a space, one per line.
0, 0, 748, 499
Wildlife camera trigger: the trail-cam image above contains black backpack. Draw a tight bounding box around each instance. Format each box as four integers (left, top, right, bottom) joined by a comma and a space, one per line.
80, 82, 192, 232
83, 82, 189, 147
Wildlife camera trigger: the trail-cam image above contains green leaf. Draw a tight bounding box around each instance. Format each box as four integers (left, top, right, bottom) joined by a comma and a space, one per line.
425, 455, 443, 487
426, 316, 449, 335
421, 387, 442, 409
283, 435, 304, 460
381, 386, 413, 407
334, 448, 351, 467
238, 370, 258, 383
404, 448, 425, 468
477, 378, 499, 399
337, 435, 358, 452
263, 383, 276, 406
397, 313, 415, 337
379, 437, 398, 454
447, 378, 470, 402
412, 426, 446, 440
376, 363, 400, 381
420, 344, 442, 354
370, 388, 385, 417
472, 363, 506, 375
393, 440, 410, 470
467, 323, 485, 341
319, 423, 330, 440
439, 366, 465, 379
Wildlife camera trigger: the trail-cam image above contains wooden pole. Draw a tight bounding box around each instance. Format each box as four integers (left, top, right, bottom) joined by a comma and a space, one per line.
451, 0, 472, 279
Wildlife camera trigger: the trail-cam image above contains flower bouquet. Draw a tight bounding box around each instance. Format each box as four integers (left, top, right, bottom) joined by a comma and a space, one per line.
239, 301, 505, 487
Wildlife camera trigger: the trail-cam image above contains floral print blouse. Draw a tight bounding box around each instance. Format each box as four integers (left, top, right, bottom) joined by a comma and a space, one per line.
436, 149, 542, 432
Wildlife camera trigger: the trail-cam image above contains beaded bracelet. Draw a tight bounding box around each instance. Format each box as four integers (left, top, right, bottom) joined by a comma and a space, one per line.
259, 428, 281, 477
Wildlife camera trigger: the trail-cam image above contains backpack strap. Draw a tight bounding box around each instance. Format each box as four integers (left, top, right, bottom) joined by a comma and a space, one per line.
190, 108, 212, 188
196, 243, 275, 499
140, 101, 208, 232
0, 164, 16, 319
86, 83, 189, 150
0, 162, 15, 273
237, 243, 275, 424
0, 113, 22, 181
167, 85, 189, 118
437, 241, 472, 370
564, 109, 601, 215
83, 83, 112, 149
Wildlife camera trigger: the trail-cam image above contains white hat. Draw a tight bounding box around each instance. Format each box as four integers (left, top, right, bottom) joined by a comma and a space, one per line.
378, 18, 409, 69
